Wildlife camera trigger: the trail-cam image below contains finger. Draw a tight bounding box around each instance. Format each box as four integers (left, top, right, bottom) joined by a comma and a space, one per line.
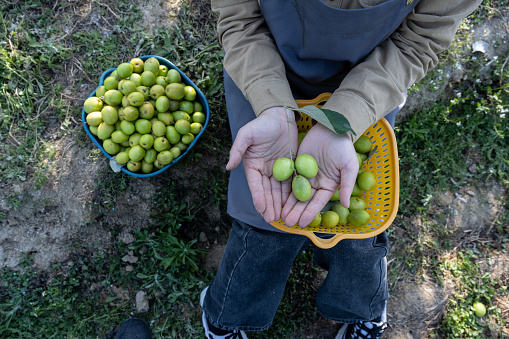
281, 178, 293, 206
262, 175, 275, 223
282, 188, 317, 227
245, 167, 265, 214
338, 164, 359, 209
298, 189, 334, 227
270, 176, 282, 222
281, 190, 299, 226
226, 127, 251, 171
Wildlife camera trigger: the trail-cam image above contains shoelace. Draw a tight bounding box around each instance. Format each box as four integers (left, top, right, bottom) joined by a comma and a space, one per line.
207, 330, 245, 339
346, 319, 387, 339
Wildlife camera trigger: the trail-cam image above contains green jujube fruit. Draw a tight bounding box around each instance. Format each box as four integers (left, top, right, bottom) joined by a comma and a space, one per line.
172, 111, 190, 122
190, 122, 202, 135
120, 120, 135, 135
104, 90, 123, 106
86, 112, 103, 126
97, 122, 115, 140
295, 154, 318, 178
349, 197, 368, 210
116, 62, 134, 79
156, 96, 171, 112
127, 92, 145, 107
115, 151, 130, 164
143, 57, 160, 75
357, 170, 376, 191
130, 58, 144, 73
150, 85, 165, 100
184, 86, 196, 101
307, 213, 322, 227
129, 133, 143, 146
101, 106, 118, 125
354, 135, 373, 154
166, 126, 181, 144
103, 139, 120, 155
272, 157, 294, 181
144, 149, 157, 164
331, 204, 350, 225
89, 125, 98, 136
192, 112, 206, 124
166, 69, 181, 84
321, 211, 339, 228
141, 160, 154, 174
153, 137, 170, 152
127, 160, 141, 172
292, 175, 312, 202
139, 134, 154, 149
135, 119, 152, 134
166, 83, 185, 100
129, 145, 146, 162
103, 77, 119, 91
141, 71, 156, 86
111, 130, 129, 144
348, 209, 370, 227
157, 150, 173, 166
170, 146, 181, 159
181, 133, 194, 145
152, 120, 167, 137
158, 112, 174, 125
84, 97, 103, 114
139, 102, 155, 119
175, 120, 191, 135
351, 183, 364, 196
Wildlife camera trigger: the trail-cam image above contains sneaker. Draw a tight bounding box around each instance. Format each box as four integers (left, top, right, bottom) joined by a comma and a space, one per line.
335, 306, 387, 339
106, 317, 153, 339
200, 286, 248, 339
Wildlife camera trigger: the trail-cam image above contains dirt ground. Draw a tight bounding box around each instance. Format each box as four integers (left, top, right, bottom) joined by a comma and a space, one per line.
1, 1, 508, 338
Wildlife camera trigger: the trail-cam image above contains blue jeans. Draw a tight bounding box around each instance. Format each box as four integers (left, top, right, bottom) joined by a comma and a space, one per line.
202, 219, 389, 331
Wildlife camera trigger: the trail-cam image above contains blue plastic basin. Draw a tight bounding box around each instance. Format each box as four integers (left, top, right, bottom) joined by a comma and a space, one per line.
82, 55, 210, 178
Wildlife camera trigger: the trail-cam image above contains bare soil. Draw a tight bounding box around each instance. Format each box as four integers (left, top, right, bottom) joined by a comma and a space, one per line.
0, 1, 508, 338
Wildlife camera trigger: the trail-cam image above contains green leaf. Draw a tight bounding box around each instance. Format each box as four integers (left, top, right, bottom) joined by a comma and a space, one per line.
298, 106, 356, 136
105, 296, 118, 303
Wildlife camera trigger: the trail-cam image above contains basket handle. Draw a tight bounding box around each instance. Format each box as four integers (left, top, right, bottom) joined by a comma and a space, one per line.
303, 232, 346, 249
296, 92, 332, 108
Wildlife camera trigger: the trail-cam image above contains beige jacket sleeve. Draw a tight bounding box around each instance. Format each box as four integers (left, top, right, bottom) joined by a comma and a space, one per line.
212, 0, 482, 141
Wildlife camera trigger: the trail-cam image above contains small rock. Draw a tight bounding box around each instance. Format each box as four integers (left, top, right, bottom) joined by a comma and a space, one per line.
199, 232, 208, 242
466, 190, 476, 196
436, 191, 454, 207
128, 250, 134, 256
122, 254, 138, 264
126, 265, 134, 272
136, 291, 149, 313
468, 164, 477, 173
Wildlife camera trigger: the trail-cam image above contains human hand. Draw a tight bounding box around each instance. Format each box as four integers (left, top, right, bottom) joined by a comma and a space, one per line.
226, 106, 299, 223
281, 123, 359, 227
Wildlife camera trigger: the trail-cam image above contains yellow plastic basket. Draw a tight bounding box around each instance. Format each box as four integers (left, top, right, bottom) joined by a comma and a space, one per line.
270, 93, 400, 249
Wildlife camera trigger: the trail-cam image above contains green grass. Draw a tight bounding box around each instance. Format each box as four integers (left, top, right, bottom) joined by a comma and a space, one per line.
0, 0, 508, 338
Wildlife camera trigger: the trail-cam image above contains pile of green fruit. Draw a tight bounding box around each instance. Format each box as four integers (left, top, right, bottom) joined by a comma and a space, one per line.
314, 135, 376, 228
83, 57, 206, 174
273, 134, 377, 228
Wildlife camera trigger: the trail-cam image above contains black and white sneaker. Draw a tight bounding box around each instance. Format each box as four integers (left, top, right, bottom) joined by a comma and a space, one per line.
200, 287, 248, 339
335, 306, 387, 339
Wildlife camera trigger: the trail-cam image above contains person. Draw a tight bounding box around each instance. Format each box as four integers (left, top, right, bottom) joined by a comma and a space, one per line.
200, 0, 482, 338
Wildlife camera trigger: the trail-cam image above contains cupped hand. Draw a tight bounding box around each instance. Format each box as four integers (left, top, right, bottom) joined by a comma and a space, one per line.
226, 106, 299, 223
281, 123, 359, 227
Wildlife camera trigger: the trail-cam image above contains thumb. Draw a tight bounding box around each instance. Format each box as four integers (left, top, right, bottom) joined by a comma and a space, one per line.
226, 126, 252, 171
